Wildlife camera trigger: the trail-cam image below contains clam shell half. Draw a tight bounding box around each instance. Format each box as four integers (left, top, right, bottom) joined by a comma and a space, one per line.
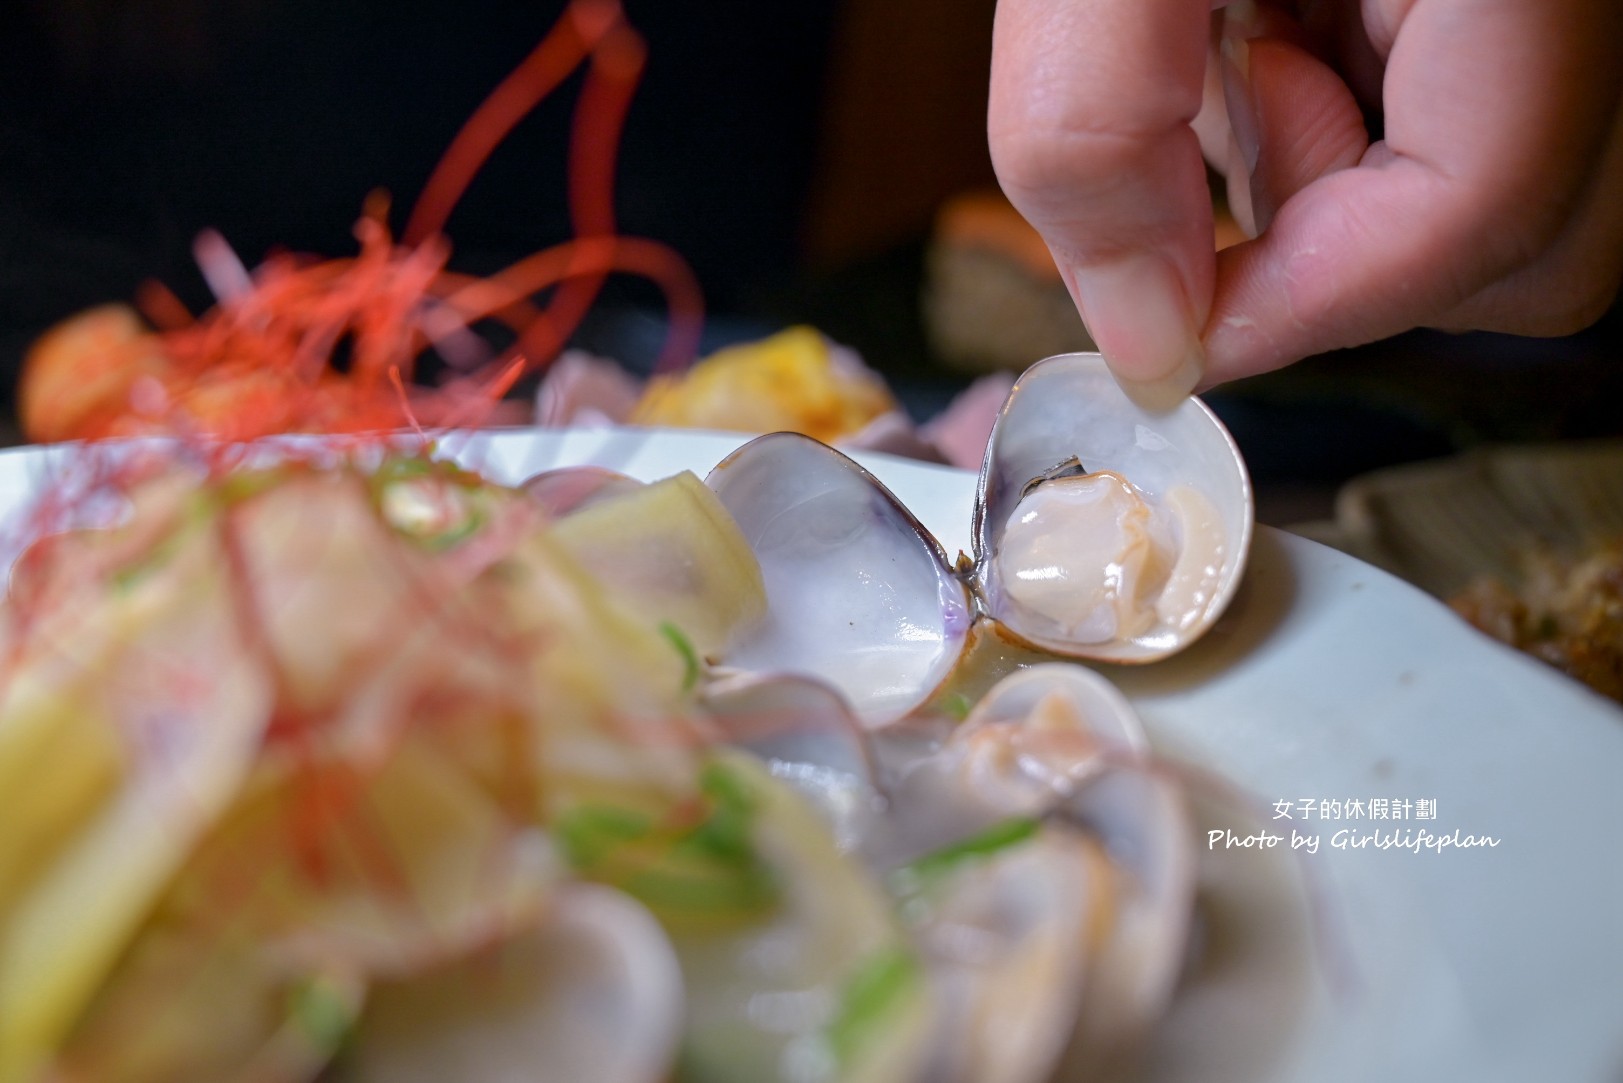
707, 432, 973, 726
974, 353, 1253, 663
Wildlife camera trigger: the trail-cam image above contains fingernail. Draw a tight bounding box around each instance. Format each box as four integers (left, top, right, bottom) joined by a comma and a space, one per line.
1118, 352, 1204, 412
1068, 253, 1205, 411
1225, 131, 1258, 238
1220, 15, 1272, 235
1222, 0, 1263, 39
1220, 36, 1259, 173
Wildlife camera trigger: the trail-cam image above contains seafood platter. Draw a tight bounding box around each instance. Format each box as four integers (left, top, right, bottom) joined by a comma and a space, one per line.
5, 353, 1623, 1082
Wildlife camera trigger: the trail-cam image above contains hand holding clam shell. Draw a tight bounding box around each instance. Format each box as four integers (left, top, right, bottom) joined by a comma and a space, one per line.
707, 352, 1253, 721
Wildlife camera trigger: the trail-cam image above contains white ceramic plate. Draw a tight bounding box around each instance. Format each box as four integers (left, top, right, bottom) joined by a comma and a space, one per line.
4, 426, 1623, 1082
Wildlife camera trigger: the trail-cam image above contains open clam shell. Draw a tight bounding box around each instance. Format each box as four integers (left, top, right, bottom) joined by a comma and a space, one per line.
519, 465, 644, 518
938, 663, 1146, 819
961, 663, 1146, 751
706, 432, 973, 727
1057, 765, 1196, 1075
354, 884, 684, 1083
699, 672, 885, 852
903, 827, 1112, 1083
974, 352, 1253, 663
921, 663, 1198, 1073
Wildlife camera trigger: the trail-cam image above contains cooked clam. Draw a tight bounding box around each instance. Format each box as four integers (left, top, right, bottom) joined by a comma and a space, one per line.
353, 884, 684, 1083
898, 827, 1113, 1083
944, 663, 1146, 816
947, 664, 1197, 1068
1059, 763, 1197, 1078
703, 353, 1250, 730
974, 352, 1252, 663
699, 672, 885, 853
706, 433, 973, 727
835, 664, 1202, 1083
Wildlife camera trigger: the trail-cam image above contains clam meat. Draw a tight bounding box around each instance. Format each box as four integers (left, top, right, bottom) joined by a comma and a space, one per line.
973, 353, 1252, 663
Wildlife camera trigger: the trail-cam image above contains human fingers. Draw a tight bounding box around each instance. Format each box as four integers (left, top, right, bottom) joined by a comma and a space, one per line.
1429, 81, 1623, 336
1201, 0, 1623, 382
989, 0, 1213, 408
1220, 33, 1367, 236
1192, 1, 1303, 168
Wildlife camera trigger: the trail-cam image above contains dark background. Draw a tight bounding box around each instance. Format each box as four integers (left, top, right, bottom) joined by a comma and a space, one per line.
2, 0, 1619, 524
0, 0, 850, 355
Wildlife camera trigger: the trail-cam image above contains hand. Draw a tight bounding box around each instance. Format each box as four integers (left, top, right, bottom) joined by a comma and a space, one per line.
988, 0, 1623, 406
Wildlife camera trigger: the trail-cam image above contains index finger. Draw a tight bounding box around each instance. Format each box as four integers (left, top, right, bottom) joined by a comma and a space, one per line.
988, 0, 1215, 407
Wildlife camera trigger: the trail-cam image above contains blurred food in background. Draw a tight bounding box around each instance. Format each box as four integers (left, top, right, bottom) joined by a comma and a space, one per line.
633, 326, 893, 442
1298, 440, 1623, 598
538, 327, 894, 443
537, 326, 1014, 471
3, 0, 1620, 595
10, 1, 705, 445
922, 190, 1247, 376
1452, 536, 1623, 705
0, 0, 836, 443
1290, 439, 1623, 703
924, 192, 1093, 374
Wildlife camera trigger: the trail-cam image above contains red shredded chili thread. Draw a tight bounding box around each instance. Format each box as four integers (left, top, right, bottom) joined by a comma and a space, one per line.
19, 0, 701, 445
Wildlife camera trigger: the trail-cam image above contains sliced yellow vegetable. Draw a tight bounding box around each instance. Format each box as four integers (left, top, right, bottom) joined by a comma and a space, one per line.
230, 469, 431, 716
181, 738, 554, 973
0, 679, 122, 910
0, 454, 735, 1081
50, 912, 363, 1083
0, 521, 273, 1083
548, 471, 766, 660
463, 523, 706, 816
